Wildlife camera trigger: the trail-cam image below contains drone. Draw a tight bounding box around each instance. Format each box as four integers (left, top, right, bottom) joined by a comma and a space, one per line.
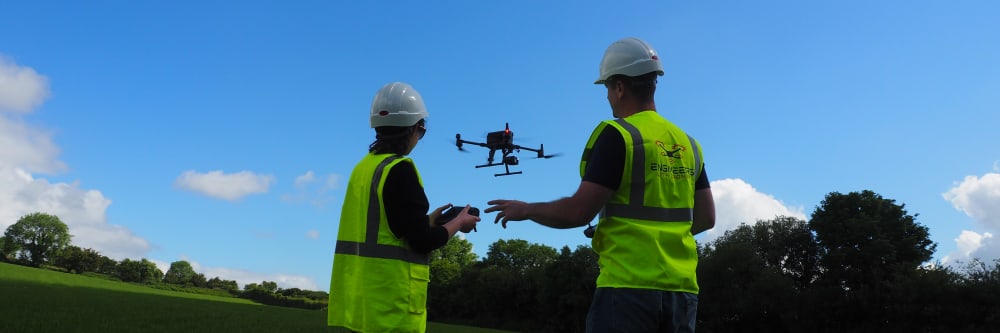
455, 123, 559, 176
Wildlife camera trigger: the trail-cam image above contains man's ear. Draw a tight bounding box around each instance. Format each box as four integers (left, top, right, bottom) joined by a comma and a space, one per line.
612, 80, 626, 99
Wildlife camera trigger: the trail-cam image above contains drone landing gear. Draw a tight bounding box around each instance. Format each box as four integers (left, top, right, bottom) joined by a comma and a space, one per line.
476, 162, 522, 176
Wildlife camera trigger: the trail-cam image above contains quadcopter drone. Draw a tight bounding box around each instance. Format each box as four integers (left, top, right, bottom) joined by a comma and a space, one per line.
455, 123, 559, 176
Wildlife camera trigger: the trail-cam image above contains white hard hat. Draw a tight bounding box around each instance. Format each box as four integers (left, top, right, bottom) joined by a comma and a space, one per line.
370, 82, 428, 128
594, 37, 664, 84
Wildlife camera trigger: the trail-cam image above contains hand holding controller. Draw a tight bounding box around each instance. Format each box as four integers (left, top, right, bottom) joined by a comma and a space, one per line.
436, 205, 480, 232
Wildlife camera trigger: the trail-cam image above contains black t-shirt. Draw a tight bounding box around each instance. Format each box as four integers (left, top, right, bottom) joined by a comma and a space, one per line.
380, 160, 449, 254
582, 125, 710, 191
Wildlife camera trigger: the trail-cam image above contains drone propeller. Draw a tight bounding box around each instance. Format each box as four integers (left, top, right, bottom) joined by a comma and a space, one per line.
537, 152, 562, 159
454, 134, 467, 152
532, 144, 562, 159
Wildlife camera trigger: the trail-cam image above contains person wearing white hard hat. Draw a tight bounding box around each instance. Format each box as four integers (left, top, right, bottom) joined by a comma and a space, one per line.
486, 37, 715, 332
328, 82, 480, 333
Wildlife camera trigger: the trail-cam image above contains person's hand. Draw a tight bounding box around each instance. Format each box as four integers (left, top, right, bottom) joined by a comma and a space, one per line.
454, 205, 480, 233
485, 199, 530, 229
429, 203, 452, 227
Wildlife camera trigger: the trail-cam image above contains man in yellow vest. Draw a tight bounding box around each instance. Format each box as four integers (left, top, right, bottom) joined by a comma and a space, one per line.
329, 82, 481, 333
486, 37, 716, 333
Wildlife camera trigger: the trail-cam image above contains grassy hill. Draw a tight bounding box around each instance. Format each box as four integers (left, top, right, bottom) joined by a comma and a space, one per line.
0, 262, 515, 333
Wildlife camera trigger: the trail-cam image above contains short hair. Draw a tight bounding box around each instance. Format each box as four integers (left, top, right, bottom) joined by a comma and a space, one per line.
369, 119, 424, 155
608, 72, 657, 103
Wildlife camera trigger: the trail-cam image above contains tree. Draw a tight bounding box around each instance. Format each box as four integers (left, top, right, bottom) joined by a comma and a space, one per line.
55, 246, 114, 274
428, 237, 480, 321
810, 190, 935, 290
430, 236, 477, 286
537, 245, 599, 333
163, 260, 197, 285
207, 277, 240, 293
808, 190, 936, 330
697, 218, 809, 332
482, 239, 558, 273
190, 273, 208, 288
475, 239, 559, 330
3, 212, 72, 266
0, 236, 8, 262
116, 258, 163, 284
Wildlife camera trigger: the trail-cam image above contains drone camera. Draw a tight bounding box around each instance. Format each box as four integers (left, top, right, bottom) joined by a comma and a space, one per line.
503, 155, 519, 166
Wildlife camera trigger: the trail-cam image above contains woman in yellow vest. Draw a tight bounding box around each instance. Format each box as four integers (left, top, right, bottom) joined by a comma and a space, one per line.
328, 82, 480, 333
486, 37, 716, 333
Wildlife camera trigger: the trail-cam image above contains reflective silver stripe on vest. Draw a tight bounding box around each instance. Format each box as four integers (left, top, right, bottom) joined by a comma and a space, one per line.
334, 241, 430, 265
603, 204, 693, 222
335, 155, 430, 265
688, 134, 701, 179
602, 119, 693, 222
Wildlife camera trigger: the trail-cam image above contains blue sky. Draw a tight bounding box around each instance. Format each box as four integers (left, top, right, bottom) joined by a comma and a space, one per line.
2, 1, 998, 291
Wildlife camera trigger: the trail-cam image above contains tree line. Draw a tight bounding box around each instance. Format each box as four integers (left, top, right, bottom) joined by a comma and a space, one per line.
5, 190, 1000, 331
0, 212, 327, 310
422, 190, 1000, 332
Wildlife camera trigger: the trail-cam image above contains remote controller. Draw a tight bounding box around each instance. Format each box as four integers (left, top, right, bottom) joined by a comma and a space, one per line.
436, 206, 480, 226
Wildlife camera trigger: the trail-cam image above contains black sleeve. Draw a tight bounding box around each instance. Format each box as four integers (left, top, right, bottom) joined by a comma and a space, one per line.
584, 126, 711, 191
695, 166, 710, 190
382, 161, 450, 254
582, 126, 625, 190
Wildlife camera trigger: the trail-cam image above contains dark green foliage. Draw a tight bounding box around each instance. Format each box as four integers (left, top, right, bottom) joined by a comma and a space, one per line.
694, 190, 1000, 332
536, 245, 598, 333
697, 217, 804, 332
207, 276, 240, 294
116, 258, 163, 284
810, 190, 936, 290
163, 260, 197, 285
241, 280, 327, 310
0, 236, 7, 261
428, 240, 594, 333
807, 190, 937, 330
55, 245, 117, 274
3, 212, 72, 266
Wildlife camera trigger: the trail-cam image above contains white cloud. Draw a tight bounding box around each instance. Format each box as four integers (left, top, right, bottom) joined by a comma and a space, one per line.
282, 171, 341, 208
305, 229, 320, 239
0, 101, 65, 175
943, 172, 1000, 231
942, 230, 1000, 265
941, 170, 1000, 265
703, 178, 807, 241
0, 56, 50, 113
0, 57, 318, 292
294, 171, 315, 188
323, 174, 341, 193
0, 57, 147, 261
174, 170, 275, 201
0, 166, 152, 261
181, 257, 319, 291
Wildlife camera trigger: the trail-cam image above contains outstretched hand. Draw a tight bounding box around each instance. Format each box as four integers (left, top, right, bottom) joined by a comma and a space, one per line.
485, 199, 530, 229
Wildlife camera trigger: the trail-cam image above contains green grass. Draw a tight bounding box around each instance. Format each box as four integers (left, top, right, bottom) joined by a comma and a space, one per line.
0, 262, 516, 333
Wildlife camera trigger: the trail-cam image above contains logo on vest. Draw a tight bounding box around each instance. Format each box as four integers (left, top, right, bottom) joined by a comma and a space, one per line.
655, 141, 684, 163
650, 141, 695, 178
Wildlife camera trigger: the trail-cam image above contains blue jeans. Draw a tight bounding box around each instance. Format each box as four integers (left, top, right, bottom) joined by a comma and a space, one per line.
586, 287, 698, 333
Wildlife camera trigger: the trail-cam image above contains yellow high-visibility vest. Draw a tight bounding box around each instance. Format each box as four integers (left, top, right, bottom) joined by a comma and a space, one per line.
329, 153, 430, 333
580, 111, 704, 293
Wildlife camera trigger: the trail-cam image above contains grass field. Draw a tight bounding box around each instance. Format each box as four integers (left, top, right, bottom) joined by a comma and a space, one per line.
0, 262, 515, 333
